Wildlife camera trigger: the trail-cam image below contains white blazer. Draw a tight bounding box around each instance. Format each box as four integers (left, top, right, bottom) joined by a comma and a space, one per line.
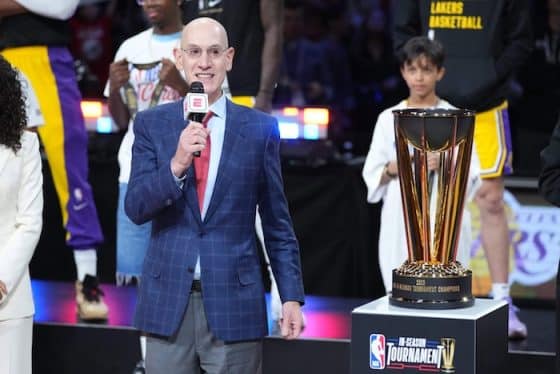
0, 131, 43, 320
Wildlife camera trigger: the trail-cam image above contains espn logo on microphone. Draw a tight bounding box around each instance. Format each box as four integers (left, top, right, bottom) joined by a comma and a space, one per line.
369, 334, 386, 370
184, 92, 208, 114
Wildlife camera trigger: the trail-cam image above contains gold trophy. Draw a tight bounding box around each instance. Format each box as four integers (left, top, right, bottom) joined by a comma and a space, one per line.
390, 108, 475, 309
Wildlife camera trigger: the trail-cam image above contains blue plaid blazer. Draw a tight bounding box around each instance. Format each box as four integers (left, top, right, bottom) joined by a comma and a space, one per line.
125, 99, 305, 341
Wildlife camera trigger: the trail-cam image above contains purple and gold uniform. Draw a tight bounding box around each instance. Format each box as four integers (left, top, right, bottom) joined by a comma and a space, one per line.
1, 14, 103, 249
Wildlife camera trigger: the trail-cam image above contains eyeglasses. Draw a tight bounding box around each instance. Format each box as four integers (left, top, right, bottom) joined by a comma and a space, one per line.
181, 47, 228, 60
136, 0, 163, 5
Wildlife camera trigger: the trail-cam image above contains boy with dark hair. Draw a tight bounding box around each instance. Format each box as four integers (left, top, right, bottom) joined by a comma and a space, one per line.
362, 36, 481, 293
396, 35, 445, 70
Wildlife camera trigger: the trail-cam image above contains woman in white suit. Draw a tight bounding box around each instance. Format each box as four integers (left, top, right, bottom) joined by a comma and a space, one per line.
0, 56, 43, 374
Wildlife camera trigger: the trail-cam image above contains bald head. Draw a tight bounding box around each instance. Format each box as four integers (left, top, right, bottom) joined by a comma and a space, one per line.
182, 17, 229, 48
175, 17, 234, 104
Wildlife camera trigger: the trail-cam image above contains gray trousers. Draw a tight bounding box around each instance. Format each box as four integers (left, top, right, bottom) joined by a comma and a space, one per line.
146, 290, 262, 374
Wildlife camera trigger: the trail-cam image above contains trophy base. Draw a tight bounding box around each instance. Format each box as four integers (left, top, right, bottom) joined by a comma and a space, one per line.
389, 263, 474, 309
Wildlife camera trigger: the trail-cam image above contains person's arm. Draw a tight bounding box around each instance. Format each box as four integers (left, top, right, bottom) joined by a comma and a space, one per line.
392, 0, 421, 53
0, 0, 79, 19
125, 113, 180, 224
125, 111, 202, 224
159, 58, 189, 96
0, 0, 26, 16
257, 116, 305, 338
494, 0, 534, 81
0, 134, 43, 300
254, 0, 284, 113
539, 116, 560, 207
107, 90, 130, 131
362, 110, 396, 203
107, 58, 131, 130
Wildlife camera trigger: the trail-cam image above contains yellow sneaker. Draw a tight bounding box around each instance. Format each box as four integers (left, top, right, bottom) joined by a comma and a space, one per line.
75, 275, 108, 320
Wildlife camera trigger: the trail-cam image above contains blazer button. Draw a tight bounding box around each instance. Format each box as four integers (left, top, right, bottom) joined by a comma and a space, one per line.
165, 199, 172, 206
198, 231, 205, 237
187, 267, 195, 273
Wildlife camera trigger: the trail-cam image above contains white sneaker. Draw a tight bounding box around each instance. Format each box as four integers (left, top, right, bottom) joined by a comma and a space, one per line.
505, 298, 527, 339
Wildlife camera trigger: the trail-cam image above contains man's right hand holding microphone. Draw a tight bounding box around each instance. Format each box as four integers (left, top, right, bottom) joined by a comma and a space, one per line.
171, 81, 209, 178
171, 121, 209, 178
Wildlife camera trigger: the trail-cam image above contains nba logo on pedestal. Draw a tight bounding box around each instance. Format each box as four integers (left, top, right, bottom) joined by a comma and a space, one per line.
369, 334, 386, 369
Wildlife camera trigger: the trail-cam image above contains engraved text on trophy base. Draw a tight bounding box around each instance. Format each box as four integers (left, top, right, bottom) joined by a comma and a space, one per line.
390, 262, 474, 309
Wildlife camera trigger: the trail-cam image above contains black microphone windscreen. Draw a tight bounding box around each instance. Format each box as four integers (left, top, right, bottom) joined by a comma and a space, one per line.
190, 81, 204, 93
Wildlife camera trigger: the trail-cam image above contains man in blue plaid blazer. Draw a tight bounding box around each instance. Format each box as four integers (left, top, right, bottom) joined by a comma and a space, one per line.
125, 17, 305, 373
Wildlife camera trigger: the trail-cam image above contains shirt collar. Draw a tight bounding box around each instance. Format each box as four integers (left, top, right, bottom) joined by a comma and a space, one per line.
209, 92, 226, 119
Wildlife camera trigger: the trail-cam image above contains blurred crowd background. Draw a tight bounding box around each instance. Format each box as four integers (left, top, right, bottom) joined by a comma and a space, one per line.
69, 0, 559, 169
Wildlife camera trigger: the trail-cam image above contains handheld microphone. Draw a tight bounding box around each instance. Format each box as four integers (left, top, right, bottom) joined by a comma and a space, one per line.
184, 81, 208, 157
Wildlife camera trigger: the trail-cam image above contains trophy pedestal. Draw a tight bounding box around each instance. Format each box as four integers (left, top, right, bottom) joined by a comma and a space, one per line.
350, 296, 507, 373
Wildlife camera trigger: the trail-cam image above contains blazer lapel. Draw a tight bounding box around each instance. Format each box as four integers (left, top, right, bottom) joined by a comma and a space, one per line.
166, 100, 202, 223
203, 100, 248, 223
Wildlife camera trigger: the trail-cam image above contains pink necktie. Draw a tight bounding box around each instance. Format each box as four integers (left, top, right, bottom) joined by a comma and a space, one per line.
194, 111, 214, 213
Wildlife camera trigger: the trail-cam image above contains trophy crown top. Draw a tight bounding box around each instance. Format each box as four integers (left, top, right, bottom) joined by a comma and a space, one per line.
393, 108, 476, 150
392, 108, 475, 118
